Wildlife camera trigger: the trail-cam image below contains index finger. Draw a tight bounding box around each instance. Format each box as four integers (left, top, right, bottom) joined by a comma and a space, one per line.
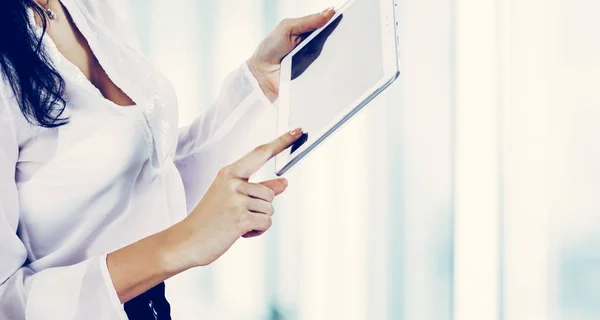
231, 128, 303, 178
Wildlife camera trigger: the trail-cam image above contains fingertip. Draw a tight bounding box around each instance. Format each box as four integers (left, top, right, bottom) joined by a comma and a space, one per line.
273, 185, 287, 196
286, 128, 304, 145
317, 11, 334, 24
319, 10, 335, 25
260, 178, 288, 196
288, 127, 303, 137
321, 6, 335, 15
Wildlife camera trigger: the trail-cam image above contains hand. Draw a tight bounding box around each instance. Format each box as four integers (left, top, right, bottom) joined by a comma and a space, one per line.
167, 128, 304, 269
247, 7, 336, 102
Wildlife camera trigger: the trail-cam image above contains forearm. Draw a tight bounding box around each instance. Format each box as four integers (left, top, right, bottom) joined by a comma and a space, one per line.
108, 119, 301, 304
106, 223, 189, 304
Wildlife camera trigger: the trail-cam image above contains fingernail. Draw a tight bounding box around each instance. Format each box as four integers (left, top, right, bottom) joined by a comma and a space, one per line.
282, 178, 288, 187
289, 128, 302, 136
322, 6, 335, 14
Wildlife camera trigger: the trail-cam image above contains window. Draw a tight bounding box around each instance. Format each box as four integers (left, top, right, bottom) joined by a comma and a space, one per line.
127, 0, 600, 319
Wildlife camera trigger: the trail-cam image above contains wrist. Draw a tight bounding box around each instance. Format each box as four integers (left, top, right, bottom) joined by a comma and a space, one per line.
157, 222, 196, 274
247, 58, 278, 102
106, 228, 187, 303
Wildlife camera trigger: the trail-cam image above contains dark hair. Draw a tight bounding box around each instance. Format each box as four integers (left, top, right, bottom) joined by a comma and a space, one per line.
0, 0, 67, 128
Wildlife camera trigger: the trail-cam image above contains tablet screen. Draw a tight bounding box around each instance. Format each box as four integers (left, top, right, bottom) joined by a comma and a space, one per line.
287, 0, 383, 154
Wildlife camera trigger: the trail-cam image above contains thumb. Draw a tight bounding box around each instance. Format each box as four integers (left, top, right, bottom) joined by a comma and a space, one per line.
289, 8, 335, 35
260, 178, 288, 196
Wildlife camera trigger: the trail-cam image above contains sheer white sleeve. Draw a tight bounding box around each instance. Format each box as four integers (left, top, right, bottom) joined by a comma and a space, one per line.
0, 97, 128, 320
174, 63, 276, 213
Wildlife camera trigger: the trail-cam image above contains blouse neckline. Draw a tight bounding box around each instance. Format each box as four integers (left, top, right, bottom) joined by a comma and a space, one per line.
28, 0, 141, 113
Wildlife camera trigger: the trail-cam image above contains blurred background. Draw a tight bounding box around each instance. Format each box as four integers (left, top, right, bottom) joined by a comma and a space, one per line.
114, 0, 599, 319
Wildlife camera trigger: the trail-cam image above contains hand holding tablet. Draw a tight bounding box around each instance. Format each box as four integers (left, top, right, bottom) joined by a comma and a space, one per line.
275, 0, 401, 176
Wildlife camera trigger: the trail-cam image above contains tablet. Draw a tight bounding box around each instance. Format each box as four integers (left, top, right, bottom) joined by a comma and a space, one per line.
275, 0, 400, 176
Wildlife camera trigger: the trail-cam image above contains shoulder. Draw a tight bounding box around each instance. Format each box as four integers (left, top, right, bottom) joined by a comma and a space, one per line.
66, 0, 142, 51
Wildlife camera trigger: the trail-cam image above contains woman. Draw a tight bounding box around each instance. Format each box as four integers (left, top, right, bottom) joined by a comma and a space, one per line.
0, 0, 335, 319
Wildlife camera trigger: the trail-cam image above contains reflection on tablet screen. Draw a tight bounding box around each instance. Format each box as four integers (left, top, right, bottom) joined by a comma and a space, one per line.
292, 15, 343, 80
287, 0, 383, 156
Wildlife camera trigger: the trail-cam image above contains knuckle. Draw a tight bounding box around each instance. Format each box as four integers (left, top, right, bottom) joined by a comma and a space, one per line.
264, 216, 273, 229
237, 212, 253, 232
268, 203, 275, 215
279, 18, 292, 28
229, 179, 242, 193
253, 144, 272, 157
236, 194, 248, 209
263, 186, 275, 201
279, 135, 293, 146
218, 166, 234, 177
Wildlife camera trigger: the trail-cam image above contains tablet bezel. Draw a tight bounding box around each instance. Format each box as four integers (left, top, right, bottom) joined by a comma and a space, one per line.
275, 0, 400, 176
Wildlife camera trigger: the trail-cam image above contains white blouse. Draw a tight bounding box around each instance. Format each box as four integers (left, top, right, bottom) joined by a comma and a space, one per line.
0, 1, 274, 319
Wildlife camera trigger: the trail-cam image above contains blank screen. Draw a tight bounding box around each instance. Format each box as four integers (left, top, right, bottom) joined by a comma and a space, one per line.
287, 0, 383, 154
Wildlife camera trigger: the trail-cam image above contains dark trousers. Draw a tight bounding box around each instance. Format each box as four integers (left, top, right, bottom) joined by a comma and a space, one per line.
124, 282, 171, 320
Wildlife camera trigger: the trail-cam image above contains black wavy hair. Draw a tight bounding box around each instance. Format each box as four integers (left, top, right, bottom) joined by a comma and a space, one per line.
0, 0, 68, 128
